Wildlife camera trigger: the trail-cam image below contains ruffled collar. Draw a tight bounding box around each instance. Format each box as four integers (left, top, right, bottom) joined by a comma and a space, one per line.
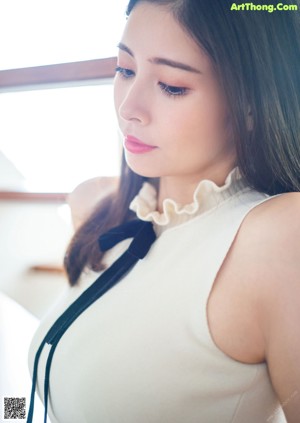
129, 167, 249, 235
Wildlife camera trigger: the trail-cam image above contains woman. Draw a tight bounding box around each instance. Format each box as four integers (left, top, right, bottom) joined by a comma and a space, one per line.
28, 1, 300, 422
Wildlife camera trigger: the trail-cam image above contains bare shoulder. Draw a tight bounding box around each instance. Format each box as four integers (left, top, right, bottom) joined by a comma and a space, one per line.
238, 191, 300, 255
235, 190, 300, 304
238, 192, 300, 421
244, 190, 300, 226
67, 176, 119, 229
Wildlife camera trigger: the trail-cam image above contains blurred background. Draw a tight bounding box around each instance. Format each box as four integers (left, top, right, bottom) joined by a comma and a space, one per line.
0, 0, 129, 316
0, 0, 128, 416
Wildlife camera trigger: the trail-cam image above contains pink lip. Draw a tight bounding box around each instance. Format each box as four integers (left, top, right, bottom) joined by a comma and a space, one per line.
124, 135, 157, 154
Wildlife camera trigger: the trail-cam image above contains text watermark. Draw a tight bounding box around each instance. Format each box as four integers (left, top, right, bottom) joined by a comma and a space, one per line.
231, 3, 298, 12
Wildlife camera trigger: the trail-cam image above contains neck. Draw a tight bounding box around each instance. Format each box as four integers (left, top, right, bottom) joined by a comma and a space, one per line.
156, 163, 236, 213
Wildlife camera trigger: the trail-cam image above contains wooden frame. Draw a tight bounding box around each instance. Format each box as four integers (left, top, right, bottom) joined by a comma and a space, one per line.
0, 57, 117, 90
0, 191, 67, 202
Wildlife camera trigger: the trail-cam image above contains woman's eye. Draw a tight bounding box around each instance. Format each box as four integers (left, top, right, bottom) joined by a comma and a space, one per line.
115, 69, 188, 97
115, 66, 135, 79
159, 82, 188, 97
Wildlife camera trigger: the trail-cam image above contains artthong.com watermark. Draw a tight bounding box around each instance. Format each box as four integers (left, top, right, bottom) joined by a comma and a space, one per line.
231, 3, 298, 12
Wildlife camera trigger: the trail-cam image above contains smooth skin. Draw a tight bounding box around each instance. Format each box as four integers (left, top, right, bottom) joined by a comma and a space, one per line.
114, 3, 300, 421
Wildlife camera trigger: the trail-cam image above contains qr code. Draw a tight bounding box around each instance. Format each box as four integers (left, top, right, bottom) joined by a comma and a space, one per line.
3, 397, 26, 420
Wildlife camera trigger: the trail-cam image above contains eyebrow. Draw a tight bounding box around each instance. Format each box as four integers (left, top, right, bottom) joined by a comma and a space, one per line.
117, 42, 202, 74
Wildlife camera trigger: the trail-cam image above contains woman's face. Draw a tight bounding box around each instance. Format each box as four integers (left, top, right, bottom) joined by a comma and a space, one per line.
114, 2, 236, 181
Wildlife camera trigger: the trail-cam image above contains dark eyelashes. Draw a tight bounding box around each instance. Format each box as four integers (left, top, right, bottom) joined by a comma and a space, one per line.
115, 66, 188, 98
115, 66, 135, 78
158, 82, 187, 97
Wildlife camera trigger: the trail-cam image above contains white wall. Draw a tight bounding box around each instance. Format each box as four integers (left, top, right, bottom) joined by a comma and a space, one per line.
0, 199, 72, 319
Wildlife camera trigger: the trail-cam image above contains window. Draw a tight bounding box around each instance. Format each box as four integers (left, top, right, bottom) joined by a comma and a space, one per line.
0, 84, 120, 192
0, 0, 128, 194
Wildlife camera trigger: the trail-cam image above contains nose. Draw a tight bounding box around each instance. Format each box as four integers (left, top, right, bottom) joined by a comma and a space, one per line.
115, 77, 151, 125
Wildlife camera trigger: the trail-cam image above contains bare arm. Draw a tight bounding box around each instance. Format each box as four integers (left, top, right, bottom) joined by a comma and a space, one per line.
251, 193, 300, 422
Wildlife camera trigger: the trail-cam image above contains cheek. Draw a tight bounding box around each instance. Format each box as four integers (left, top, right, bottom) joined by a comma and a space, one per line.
158, 94, 232, 163
188, 90, 229, 142
162, 98, 228, 145
203, 82, 230, 129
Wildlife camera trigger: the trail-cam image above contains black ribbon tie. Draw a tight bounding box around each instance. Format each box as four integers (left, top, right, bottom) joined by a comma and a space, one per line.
27, 219, 156, 423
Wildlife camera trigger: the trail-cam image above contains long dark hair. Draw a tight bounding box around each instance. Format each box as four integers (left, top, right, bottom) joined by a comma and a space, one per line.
64, 0, 300, 285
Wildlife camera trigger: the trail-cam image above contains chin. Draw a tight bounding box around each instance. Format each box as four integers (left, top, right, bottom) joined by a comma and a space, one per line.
130, 167, 161, 179
125, 159, 162, 179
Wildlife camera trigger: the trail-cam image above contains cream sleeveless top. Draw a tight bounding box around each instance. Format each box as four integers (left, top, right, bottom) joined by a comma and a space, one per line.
28, 167, 286, 423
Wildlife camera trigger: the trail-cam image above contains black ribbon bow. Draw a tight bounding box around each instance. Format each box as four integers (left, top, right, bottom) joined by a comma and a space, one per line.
27, 219, 156, 423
